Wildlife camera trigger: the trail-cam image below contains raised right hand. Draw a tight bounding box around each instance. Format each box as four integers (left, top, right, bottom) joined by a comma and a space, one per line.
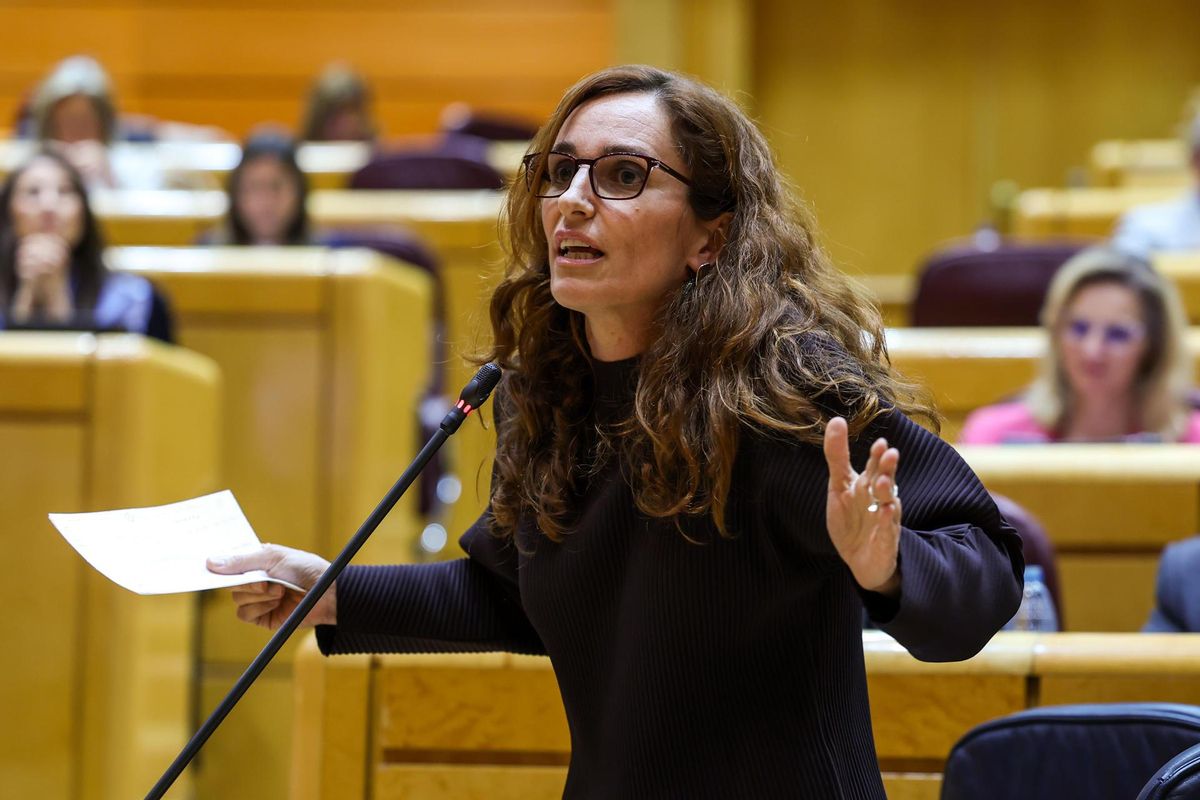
206, 544, 336, 630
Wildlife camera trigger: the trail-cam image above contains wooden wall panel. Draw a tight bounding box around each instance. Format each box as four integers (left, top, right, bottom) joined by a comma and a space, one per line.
0, 1, 614, 137
753, 0, 1200, 278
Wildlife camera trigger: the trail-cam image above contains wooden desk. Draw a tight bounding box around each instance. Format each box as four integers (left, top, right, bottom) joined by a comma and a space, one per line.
1089, 139, 1191, 188
291, 632, 1200, 800
959, 445, 1200, 632
1012, 186, 1182, 237
109, 246, 433, 800
0, 333, 219, 800
886, 327, 1044, 440
0, 139, 526, 191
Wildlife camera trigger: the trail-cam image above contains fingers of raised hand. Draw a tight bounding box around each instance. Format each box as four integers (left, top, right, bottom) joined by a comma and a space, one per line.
868, 449, 901, 514
861, 438, 887, 491
823, 417, 853, 490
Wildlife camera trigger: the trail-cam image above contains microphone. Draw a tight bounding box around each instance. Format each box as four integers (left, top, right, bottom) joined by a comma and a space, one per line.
145, 363, 502, 800
440, 362, 501, 433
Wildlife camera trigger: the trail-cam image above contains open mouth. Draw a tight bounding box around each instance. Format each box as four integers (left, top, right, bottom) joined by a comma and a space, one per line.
558, 239, 605, 261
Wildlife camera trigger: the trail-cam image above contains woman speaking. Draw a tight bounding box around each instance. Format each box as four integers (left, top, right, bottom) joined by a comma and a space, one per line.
211, 65, 1023, 799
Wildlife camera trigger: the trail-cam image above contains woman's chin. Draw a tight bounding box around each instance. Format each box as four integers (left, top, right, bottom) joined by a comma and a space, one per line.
549, 275, 603, 313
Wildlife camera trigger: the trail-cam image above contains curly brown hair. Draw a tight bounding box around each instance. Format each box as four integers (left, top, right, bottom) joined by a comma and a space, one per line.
484, 65, 935, 542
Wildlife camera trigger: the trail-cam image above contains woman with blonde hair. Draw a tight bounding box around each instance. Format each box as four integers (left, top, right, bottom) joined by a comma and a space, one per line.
212, 66, 1022, 798
962, 247, 1199, 443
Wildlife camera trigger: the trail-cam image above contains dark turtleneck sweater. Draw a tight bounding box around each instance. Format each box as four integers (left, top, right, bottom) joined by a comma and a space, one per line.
317, 357, 1024, 799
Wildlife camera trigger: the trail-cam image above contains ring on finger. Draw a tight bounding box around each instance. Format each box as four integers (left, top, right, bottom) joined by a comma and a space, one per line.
867, 483, 899, 513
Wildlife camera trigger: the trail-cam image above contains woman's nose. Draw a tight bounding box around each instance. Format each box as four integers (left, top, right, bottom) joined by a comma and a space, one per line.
557, 166, 595, 213
1081, 331, 1108, 359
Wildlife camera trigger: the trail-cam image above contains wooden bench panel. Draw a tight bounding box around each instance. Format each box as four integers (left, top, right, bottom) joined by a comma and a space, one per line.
0, 334, 219, 800
293, 633, 1200, 800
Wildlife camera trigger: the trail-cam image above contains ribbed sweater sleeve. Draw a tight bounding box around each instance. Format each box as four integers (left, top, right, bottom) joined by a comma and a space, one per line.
761, 409, 1023, 663
315, 501, 545, 656
861, 412, 1023, 661
316, 382, 545, 656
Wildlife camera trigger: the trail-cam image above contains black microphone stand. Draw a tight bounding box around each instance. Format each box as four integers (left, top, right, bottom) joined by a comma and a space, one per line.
144, 363, 502, 800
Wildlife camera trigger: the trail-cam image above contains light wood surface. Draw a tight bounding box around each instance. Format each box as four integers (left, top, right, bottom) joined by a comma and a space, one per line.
1090, 139, 1191, 188
0, 139, 526, 191
108, 246, 432, 800
0, 333, 219, 800
958, 446, 1200, 632
1012, 186, 1183, 237
292, 632, 1200, 800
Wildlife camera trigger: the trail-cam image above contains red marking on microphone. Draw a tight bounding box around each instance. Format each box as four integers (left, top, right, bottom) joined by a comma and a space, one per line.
455, 399, 466, 410
462, 403, 474, 415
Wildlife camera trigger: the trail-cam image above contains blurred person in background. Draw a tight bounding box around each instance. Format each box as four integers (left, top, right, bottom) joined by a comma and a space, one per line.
206, 130, 311, 246
1145, 535, 1200, 631
299, 63, 378, 143
961, 247, 1199, 443
1112, 110, 1200, 256
30, 55, 165, 189
0, 150, 168, 339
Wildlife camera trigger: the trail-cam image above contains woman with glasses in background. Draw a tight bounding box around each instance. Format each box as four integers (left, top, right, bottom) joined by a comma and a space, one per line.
961, 247, 1200, 443
212, 66, 1023, 799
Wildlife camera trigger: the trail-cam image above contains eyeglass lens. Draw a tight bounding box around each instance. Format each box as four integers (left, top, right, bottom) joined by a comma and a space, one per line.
539, 153, 651, 199
1065, 318, 1142, 346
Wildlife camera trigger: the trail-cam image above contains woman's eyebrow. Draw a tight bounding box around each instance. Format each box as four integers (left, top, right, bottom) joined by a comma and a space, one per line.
549, 141, 653, 156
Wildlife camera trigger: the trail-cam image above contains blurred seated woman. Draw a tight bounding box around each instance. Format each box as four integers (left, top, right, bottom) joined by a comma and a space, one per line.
0, 151, 168, 340
30, 55, 164, 189
206, 132, 311, 246
960, 247, 1200, 443
299, 63, 378, 143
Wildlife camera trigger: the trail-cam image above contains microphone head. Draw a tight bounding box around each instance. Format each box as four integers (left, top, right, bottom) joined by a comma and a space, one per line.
459, 363, 501, 409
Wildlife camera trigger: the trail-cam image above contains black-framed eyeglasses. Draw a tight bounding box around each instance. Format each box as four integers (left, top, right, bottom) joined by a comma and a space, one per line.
522, 151, 692, 200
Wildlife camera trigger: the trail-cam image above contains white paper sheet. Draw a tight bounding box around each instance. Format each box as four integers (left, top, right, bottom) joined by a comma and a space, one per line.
48, 490, 303, 595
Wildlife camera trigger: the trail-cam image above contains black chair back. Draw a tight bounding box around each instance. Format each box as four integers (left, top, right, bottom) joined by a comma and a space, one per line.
349, 151, 504, 191
1138, 742, 1200, 800
941, 703, 1200, 800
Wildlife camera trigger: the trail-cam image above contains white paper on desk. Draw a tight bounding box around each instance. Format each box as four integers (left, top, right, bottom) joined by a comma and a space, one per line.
48, 489, 303, 595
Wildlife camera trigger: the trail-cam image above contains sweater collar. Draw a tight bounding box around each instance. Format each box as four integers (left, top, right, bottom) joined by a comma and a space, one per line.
591, 354, 640, 409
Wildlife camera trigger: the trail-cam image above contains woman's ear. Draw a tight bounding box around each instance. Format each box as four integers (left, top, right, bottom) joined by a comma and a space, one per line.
687, 212, 733, 273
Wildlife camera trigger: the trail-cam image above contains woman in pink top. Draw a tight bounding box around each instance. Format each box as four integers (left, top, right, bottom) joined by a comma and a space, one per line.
961, 247, 1200, 444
